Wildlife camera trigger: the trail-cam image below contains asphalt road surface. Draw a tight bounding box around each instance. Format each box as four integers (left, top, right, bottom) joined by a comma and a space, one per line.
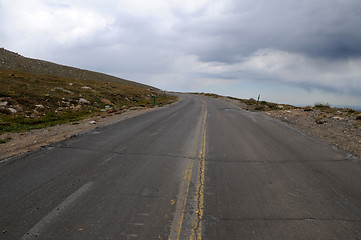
1, 94, 360, 240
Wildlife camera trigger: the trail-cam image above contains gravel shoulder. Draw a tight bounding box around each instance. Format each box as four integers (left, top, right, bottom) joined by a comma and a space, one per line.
222, 97, 361, 158
0, 103, 178, 162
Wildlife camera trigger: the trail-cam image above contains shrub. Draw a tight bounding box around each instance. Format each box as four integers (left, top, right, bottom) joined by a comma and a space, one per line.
314, 102, 330, 108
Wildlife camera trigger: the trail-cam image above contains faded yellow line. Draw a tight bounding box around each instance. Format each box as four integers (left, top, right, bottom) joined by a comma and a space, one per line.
168, 159, 194, 240
191, 102, 207, 240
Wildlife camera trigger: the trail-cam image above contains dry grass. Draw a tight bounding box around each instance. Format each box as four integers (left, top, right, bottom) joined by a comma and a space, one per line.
0, 69, 176, 134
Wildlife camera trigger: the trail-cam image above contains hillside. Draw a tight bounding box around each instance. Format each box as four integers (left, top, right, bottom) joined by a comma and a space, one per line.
0, 48, 152, 89
0, 48, 176, 135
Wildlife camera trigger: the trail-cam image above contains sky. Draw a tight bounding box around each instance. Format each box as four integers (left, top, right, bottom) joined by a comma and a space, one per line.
1, 0, 361, 107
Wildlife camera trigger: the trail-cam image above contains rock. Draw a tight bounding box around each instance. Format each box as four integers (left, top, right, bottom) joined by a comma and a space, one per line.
78, 98, 90, 105
0, 101, 8, 106
332, 116, 344, 120
35, 104, 44, 109
53, 87, 74, 95
89, 120, 96, 124
101, 98, 113, 105
81, 86, 92, 90
72, 105, 82, 111
7, 108, 17, 113
278, 105, 284, 109
68, 83, 73, 86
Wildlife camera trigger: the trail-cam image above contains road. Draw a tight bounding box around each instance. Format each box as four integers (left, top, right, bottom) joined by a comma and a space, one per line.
0, 94, 360, 239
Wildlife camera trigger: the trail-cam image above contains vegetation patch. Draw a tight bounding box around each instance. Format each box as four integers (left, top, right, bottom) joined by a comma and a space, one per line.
0, 69, 177, 134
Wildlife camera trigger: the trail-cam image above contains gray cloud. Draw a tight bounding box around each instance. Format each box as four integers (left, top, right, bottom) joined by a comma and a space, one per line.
175, 0, 361, 63
1, 0, 360, 106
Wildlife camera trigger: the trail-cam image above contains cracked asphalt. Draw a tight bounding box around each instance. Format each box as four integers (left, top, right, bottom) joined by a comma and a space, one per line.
1, 94, 361, 239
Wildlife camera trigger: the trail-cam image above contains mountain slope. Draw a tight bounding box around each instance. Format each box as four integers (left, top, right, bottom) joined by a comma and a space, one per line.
0, 48, 152, 89
0, 48, 176, 134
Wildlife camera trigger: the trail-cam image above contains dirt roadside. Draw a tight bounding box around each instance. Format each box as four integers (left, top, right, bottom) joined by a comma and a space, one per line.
222, 97, 361, 159
0, 103, 177, 162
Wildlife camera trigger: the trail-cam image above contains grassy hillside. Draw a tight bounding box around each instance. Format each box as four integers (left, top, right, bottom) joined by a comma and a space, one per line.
0, 69, 176, 135
0, 48, 152, 89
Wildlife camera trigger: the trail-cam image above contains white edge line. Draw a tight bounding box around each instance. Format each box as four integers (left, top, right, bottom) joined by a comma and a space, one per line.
20, 182, 93, 240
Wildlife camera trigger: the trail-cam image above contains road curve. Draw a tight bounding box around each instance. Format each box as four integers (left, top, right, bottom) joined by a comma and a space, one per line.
0, 94, 360, 239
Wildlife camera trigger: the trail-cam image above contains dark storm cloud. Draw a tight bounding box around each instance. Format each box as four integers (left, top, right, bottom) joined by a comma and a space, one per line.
174, 0, 361, 63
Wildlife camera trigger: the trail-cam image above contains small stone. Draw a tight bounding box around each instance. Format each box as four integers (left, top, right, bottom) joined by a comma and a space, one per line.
0, 101, 8, 106
81, 86, 92, 90
35, 104, 44, 109
72, 105, 82, 111
7, 108, 17, 113
89, 120, 96, 124
79, 98, 90, 105
53, 87, 74, 95
332, 116, 344, 120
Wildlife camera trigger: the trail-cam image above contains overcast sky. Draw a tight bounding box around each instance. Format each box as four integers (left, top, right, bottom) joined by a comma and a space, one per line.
1, 0, 361, 107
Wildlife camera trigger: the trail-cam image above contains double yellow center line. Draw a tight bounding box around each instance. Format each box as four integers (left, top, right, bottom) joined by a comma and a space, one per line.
168, 100, 207, 240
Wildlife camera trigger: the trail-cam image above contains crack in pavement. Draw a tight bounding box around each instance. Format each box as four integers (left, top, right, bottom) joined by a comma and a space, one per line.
55, 146, 200, 161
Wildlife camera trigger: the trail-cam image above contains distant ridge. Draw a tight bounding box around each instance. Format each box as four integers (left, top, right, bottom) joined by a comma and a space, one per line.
0, 48, 153, 89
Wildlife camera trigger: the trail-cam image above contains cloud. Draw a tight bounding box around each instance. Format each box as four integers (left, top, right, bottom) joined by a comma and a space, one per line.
145, 49, 361, 96
0, 0, 360, 106
175, 0, 361, 63
238, 49, 361, 94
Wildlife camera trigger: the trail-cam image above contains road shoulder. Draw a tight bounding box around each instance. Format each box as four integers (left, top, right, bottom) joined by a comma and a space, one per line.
0, 100, 180, 162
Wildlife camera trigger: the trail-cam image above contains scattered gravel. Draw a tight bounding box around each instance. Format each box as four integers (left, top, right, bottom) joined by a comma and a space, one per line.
265, 109, 361, 158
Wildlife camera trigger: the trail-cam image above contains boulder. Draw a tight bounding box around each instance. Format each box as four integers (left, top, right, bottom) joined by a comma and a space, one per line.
79, 98, 90, 105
